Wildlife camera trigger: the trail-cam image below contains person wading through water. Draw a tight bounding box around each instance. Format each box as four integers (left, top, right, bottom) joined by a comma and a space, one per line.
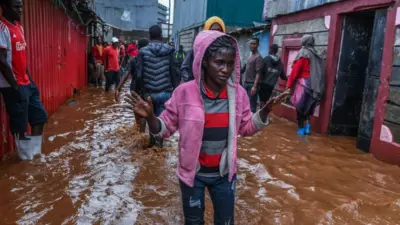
125, 31, 289, 225
286, 35, 325, 136
0, 0, 48, 160
104, 37, 121, 92
115, 39, 149, 133
136, 25, 177, 147
91, 37, 105, 87
180, 16, 226, 83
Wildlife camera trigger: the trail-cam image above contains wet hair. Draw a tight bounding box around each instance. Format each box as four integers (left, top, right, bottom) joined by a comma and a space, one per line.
138, 39, 149, 49
149, 25, 162, 40
204, 36, 236, 60
270, 44, 279, 54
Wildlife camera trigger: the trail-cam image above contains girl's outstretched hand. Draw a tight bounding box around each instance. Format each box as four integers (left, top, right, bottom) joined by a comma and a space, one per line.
265, 90, 290, 111
125, 92, 154, 119
260, 90, 290, 122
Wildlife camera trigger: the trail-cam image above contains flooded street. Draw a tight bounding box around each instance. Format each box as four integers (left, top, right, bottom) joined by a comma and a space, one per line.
1, 86, 400, 225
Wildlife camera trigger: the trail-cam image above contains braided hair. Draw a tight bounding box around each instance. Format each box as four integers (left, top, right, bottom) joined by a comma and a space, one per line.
204, 35, 236, 59
202, 35, 237, 81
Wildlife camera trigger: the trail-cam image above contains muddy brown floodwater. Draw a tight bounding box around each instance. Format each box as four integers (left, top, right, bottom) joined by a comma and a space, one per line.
1, 86, 400, 225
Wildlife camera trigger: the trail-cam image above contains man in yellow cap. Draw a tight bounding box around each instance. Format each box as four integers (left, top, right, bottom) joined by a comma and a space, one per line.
181, 16, 226, 82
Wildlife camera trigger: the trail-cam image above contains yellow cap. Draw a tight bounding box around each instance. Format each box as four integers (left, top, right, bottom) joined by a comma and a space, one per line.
204, 16, 226, 33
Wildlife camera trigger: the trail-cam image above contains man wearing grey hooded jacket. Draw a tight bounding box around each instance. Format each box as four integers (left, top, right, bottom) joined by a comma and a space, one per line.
259, 44, 287, 109
136, 25, 177, 147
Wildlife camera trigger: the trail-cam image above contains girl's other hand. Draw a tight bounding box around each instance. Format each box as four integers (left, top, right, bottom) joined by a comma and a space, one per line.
125, 92, 154, 119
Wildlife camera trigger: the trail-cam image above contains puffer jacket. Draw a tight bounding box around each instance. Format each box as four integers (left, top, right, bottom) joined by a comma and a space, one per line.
137, 42, 177, 93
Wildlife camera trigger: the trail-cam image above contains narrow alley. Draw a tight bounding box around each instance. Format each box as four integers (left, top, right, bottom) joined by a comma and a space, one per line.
0, 85, 399, 225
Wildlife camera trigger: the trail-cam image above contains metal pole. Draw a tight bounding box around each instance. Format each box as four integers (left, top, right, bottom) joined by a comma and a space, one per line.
168, 0, 171, 41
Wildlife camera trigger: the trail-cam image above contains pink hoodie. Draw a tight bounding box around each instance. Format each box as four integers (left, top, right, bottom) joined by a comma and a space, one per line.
155, 31, 269, 187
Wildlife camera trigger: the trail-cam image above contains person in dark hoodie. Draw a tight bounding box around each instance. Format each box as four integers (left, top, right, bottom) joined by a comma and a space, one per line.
259, 44, 287, 109
136, 25, 177, 147
116, 38, 149, 133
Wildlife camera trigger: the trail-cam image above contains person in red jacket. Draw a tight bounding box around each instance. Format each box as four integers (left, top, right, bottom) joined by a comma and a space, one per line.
286, 35, 325, 136
126, 40, 138, 57
91, 37, 104, 87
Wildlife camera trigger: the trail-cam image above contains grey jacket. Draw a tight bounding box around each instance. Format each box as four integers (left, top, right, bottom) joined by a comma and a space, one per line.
137, 42, 177, 93
261, 55, 287, 86
180, 49, 194, 82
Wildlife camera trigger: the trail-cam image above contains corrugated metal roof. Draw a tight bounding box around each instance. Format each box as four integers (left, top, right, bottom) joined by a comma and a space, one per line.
264, 0, 344, 19
228, 22, 270, 35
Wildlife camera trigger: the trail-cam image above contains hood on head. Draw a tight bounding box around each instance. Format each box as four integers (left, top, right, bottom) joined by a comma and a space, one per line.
192, 30, 241, 86
269, 55, 280, 65
301, 35, 315, 47
147, 42, 175, 56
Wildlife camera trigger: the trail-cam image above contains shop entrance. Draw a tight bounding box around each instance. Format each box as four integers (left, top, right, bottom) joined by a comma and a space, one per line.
329, 9, 387, 152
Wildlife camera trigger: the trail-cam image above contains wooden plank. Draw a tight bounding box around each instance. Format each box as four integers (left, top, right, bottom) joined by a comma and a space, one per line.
275, 18, 327, 35
383, 121, 400, 144
389, 86, 400, 105
385, 103, 400, 124
395, 28, 400, 46
393, 47, 400, 66
390, 66, 400, 86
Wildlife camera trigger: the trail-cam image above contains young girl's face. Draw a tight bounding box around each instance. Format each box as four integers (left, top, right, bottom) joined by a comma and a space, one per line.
204, 49, 235, 87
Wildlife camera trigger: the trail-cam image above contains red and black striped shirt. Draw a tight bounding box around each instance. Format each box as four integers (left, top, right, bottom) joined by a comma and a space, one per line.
198, 83, 229, 176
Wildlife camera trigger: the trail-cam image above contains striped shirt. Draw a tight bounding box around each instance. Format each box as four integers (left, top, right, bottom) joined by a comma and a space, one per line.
197, 83, 229, 177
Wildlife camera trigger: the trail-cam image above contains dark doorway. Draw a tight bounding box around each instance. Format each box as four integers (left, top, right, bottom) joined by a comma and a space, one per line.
329, 9, 387, 152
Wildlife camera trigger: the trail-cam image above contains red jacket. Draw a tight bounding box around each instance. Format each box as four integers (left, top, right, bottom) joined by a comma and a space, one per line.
127, 44, 138, 57
92, 45, 104, 63
286, 57, 310, 88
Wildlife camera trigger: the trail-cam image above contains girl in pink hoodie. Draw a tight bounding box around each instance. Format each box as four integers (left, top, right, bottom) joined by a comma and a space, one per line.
126, 31, 288, 224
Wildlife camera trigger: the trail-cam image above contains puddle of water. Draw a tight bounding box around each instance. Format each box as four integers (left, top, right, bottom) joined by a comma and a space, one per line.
0, 86, 400, 224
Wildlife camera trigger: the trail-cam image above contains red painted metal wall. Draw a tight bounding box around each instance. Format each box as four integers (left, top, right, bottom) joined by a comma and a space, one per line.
0, 0, 88, 159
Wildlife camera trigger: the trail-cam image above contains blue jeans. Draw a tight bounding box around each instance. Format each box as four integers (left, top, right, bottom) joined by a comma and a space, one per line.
147, 92, 171, 146
180, 175, 236, 225
149, 92, 172, 116
244, 83, 258, 113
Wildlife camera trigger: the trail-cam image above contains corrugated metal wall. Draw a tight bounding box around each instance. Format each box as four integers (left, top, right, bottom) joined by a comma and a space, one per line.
264, 0, 343, 19
0, 0, 88, 159
172, 0, 207, 36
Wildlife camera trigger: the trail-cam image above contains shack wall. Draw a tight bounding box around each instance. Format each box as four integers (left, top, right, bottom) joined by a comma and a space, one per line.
270, 0, 399, 164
